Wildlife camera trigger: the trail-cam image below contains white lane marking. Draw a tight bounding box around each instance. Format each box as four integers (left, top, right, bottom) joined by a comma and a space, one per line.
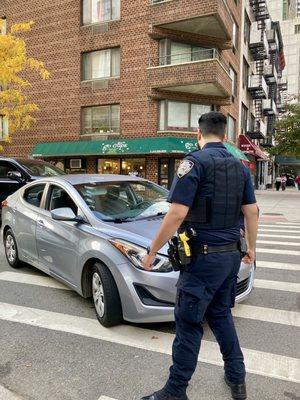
232, 304, 300, 327
98, 397, 117, 400
275, 222, 300, 226
259, 224, 300, 229
257, 240, 300, 246
258, 234, 300, 239
256, 248, 300, 256
254, 279, 300, 293
0, 303, 299, 384
0, 384, 23, 399
259, 229, 300, 234
0, 271, 70, 291
257, 261, 300, 271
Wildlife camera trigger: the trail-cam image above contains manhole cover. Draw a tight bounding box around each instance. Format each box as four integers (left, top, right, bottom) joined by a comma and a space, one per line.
262, 213, 284, 216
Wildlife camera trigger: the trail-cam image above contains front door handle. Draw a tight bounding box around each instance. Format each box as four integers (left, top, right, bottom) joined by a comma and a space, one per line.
37, 220, 45, 226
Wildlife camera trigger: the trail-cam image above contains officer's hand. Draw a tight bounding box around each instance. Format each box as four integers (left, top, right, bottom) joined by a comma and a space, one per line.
242, 249, 255, 264
142, 254, 156, 270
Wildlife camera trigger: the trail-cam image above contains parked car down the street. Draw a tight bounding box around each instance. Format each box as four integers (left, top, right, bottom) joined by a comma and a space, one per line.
0, 157, 65, 223
1, 174, 255, 327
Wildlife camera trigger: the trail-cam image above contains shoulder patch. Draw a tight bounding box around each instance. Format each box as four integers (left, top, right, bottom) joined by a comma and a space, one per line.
177, 160, 194, 178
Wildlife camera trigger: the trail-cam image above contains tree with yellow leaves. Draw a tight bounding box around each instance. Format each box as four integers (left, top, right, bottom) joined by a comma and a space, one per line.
0, 20, 50, 150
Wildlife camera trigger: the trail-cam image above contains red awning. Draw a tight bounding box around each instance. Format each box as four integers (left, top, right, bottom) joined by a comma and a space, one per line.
239, 135, 268, 160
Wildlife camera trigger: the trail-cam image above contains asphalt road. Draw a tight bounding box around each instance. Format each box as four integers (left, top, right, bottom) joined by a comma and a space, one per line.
0, 190, 299, 400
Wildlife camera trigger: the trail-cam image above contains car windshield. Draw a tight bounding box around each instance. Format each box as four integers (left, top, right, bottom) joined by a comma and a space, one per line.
20, 161, 65, 177
75, 180, 170, 222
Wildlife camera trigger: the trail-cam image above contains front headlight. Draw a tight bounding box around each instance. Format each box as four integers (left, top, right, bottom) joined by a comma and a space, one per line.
109, 239, 172, 273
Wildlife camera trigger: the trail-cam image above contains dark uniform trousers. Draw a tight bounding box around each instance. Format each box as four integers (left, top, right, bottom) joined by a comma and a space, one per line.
164, 250, 246, 397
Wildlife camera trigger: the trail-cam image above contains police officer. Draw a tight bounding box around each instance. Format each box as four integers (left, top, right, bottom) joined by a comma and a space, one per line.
140, 112, 258, 400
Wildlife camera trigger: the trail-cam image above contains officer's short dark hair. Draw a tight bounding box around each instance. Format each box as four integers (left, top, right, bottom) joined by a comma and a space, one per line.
198, 112, 227, 138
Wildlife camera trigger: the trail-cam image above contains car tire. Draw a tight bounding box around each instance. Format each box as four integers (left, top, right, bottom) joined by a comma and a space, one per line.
4, 229, 23, 269
91, 263, 123, 327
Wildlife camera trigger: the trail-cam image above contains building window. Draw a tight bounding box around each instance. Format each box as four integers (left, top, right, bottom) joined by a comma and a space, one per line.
227, 115, 236, 142
244, 12, 251, 44
283, 0, 291, 20
241, 104, 248, 134
0, 115, 8, 140
229, 66, 238, 97
242, 58, 249, 89
0, 18, 6, 35
82, 105, 120, 135
82, 48, 120, 81
82, 0, 120, 25
159, 100, 212, 132
295, 24, 300, 34
232, 22, 239, 52
158, 39, 215, 66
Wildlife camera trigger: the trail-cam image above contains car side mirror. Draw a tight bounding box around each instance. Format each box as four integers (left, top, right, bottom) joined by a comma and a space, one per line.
51, 207, 83, 222
7, 171, 24, 183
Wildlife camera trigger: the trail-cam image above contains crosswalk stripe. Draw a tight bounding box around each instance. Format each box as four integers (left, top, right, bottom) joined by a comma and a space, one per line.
0, 271, 70, 290
259, 229, 300, 233
232, 304, 300, 327
257, 240, 300, 246
0, 302, 299, 383
259, 224, 300, 229
258, 234, 300, 239
254, 279, 300, 293
256, 248, 300, 256
98, 397, 116, 400
275, 222, 300, 226
257, 261, 300, 271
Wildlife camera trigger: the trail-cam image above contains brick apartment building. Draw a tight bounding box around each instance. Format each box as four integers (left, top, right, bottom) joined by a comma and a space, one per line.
0, 0, 245, 187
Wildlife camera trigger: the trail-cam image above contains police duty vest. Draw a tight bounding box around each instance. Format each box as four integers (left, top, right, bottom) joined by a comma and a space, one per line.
184, 151, 246, 230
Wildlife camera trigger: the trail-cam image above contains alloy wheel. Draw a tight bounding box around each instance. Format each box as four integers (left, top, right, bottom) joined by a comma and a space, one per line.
6, 234, 16, 264
92, 272, 105, 318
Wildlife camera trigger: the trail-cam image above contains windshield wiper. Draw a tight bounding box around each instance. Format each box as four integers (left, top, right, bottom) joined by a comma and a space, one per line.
102, 217, 134, 223
134, 212, 166, 221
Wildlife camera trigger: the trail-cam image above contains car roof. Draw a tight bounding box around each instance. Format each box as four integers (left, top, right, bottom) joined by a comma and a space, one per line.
0, 157, 52, 165
40, 174, 147, 185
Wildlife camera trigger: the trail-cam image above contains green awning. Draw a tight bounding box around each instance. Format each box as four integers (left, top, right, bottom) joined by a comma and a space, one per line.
31, 137, 249, 161
275, 156, 300, 166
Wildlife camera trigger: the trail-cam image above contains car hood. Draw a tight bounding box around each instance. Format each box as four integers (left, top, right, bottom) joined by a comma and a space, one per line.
95, 216, 169, 256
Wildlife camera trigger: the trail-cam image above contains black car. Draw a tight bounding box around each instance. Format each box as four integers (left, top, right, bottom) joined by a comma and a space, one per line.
0, 157, 65, 219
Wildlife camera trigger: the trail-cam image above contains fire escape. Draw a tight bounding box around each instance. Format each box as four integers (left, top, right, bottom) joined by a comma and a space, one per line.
248, 0, 270, 141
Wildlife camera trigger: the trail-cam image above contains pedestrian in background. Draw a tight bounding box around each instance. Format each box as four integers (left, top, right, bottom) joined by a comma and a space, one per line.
295, 175, 300, 190
281, 175, 287, 191
275, 175, 282, 191
140, 112, 258, 400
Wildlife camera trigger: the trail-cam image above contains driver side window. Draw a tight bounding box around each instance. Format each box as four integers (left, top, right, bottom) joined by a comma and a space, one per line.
0, 161, 21, 180
48, 185, 78, 215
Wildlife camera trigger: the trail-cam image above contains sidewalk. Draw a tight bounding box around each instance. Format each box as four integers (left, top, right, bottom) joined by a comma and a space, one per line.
255, 188, 300, 222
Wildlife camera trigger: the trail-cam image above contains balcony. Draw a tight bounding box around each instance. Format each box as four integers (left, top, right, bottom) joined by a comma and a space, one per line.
263, 63, 278, 84
249, 28, 269, 60
248, 75, 268, 99
278, 76, 288, 91
148, 49, 232, 99
247, 120, 267, 140
263, 99, 277, 116
261, 136, 275, 148
149, 0, 233, 45
266, 28, 279, 53
250, 0, 270, 21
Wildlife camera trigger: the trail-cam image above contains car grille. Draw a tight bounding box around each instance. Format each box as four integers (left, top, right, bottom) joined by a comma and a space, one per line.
237, 277, 250, 296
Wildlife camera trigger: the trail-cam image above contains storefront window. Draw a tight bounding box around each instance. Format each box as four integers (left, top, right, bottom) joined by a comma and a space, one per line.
158, 158, 183, 189
121, 158, 146, 178
98, 159, 120, 174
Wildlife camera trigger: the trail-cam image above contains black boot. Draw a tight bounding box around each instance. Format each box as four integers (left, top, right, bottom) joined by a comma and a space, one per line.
140, 389, 189, 400
224, 376, 247, 400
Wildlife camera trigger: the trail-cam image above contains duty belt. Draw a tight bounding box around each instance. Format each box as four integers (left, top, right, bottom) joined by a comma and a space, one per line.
193, 242, 239, 255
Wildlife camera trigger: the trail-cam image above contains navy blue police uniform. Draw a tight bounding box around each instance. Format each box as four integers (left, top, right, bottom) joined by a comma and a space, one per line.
163, 142, 256, 398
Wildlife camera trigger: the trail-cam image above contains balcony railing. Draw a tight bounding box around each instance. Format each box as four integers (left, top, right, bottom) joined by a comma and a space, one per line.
263, 99, 277, 115
149, 48, 229, 72
278, 76, 288, 91
263, 63, 278, 84
248, 119, 267, 139
249, 28, 269, 60
248, 75, 268, 99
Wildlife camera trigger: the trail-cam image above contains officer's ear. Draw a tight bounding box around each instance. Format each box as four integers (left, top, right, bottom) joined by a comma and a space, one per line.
197, 128, 202, 141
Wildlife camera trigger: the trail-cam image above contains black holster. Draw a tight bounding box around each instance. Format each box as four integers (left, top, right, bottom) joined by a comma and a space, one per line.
238, 236, 248, 258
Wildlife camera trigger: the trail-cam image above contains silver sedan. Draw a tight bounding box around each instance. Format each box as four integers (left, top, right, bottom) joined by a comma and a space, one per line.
1, 175, 255, 326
